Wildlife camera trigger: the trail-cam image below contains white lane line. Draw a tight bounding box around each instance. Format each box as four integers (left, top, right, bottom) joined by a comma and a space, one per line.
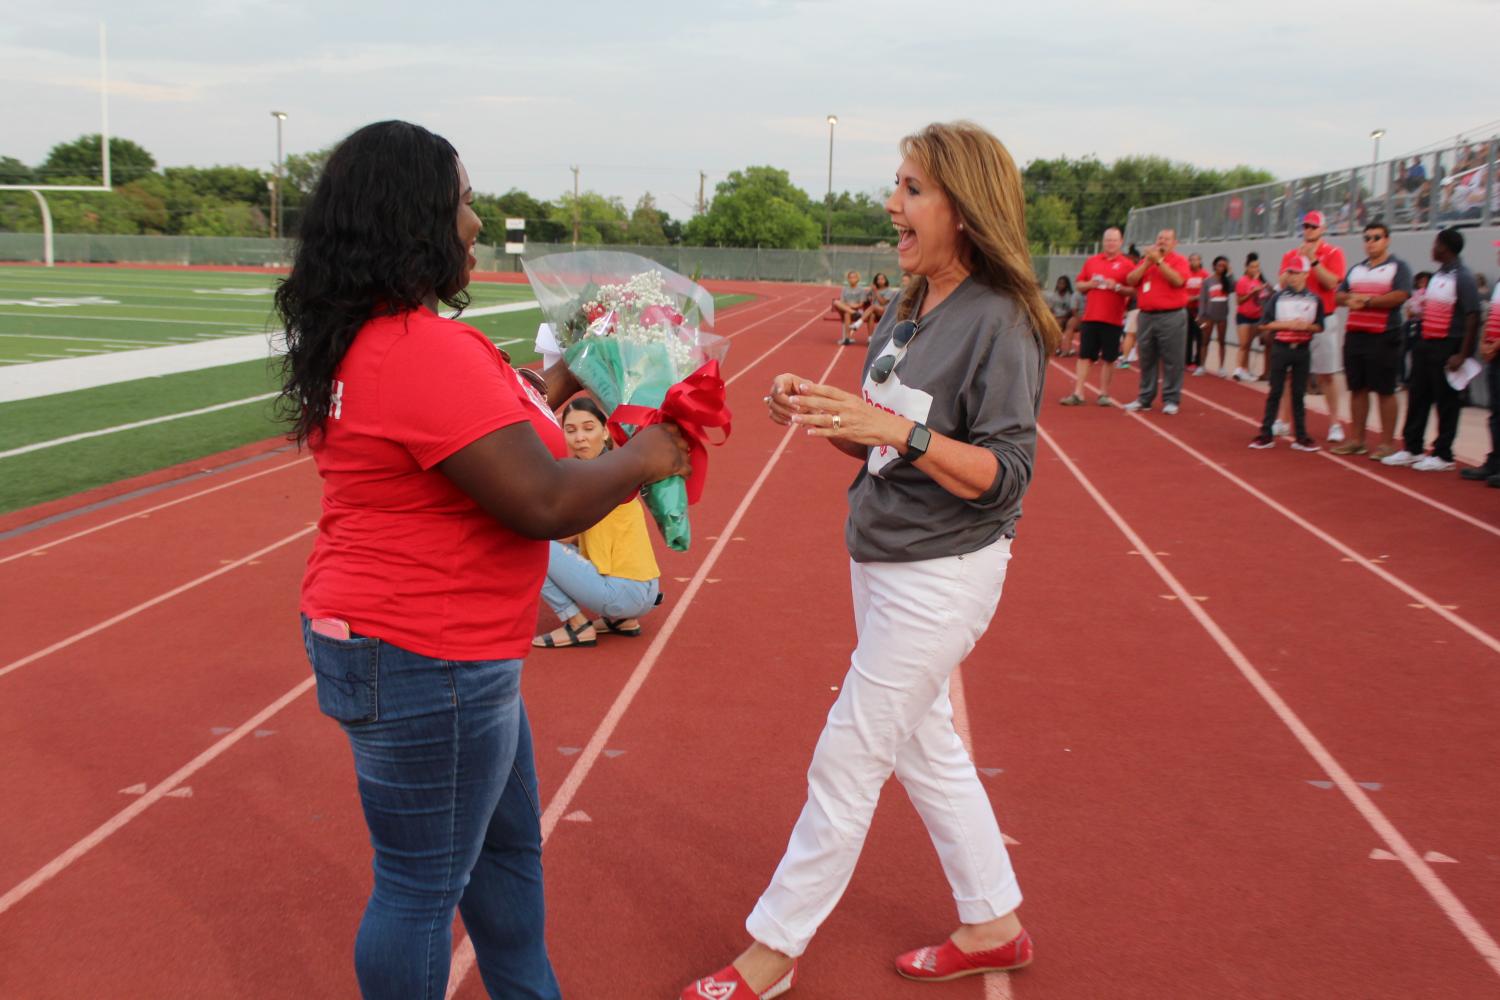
1038, 423, 1500, 982
0, 312, 248, 326
0, 455, 311, 565
446, 297, 842, 997
0, 333, 160, 346
947, 668, 1016, 1000
0, 392, 280, 460
1053, 364, 1500, 657
0, 675, 315, 917
1063, 362, 1500, 542
0, 525, 316, 681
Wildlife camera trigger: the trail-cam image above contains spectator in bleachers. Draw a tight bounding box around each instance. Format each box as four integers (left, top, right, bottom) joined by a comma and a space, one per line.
1284, 210, 1349, 444
1382, 228, 1481, 472
834, 270, 869, 345
1197, 256, 1233, 377
1183, 253, 1208, 372
1061, 225, 1134, 406
1249, 255, 1324, 452
1334, 222, 1412, 459
1459, 241, 1500, 488
1232, 254, 1269, 382
1123, 229, 1191, 414
533, 398, 663, 648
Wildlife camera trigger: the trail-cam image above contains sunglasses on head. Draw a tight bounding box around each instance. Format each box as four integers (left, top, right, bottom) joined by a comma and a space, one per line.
870, 319, 919, 384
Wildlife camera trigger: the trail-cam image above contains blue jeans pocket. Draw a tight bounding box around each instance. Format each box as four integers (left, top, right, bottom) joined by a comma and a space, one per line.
305, 631, 380, 725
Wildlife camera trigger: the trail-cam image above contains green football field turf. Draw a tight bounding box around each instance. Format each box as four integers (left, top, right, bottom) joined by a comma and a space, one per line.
0, 265, 752, 516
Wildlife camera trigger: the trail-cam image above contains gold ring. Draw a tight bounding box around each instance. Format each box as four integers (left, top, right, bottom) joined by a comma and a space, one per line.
832, 414, 842, 430
763, 395, 772, 405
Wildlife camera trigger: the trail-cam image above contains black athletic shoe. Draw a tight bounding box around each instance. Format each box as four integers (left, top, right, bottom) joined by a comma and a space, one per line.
1249, 434, 1274, 449
1291, 437, 1320, 452
1460, 465, 1498, 481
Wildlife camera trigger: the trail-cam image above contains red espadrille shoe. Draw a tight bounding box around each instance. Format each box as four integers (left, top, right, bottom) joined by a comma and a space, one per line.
895, 929, 1033, 982
680, 961, 797, 999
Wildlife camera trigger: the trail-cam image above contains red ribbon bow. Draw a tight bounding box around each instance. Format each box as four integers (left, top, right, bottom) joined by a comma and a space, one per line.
606, 360, 732, 504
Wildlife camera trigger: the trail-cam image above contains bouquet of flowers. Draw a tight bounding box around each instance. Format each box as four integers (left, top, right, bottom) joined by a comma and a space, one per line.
523, 251, 731, 552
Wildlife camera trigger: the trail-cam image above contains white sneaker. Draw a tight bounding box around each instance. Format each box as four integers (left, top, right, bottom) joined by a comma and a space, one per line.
1122, 400, 1148, 412
1163, 402, 1180, 415
1232, 368, 1254, 382
1328, 423, 1346, 444
1272, 420, 1290, 437
1218, 368, 1230, 378
1192, 367, 1207, 377
1380, 449, 1420, 467
850, 321, 862, 331
1412, 455, 1456, 472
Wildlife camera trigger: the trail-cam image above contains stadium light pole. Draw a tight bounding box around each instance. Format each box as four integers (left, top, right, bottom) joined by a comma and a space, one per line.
1369, 128, 1385, 195
271, 111, 287, 239
825, 115, 837, 246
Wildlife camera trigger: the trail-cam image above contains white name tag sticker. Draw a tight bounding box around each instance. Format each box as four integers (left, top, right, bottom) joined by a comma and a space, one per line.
1142, 281, 1152, 294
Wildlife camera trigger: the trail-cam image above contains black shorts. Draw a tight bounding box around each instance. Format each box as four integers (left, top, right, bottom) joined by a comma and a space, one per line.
1079, 321, 1124, 362
1236, 313, 1259, 326
1344, 331, 1402, 395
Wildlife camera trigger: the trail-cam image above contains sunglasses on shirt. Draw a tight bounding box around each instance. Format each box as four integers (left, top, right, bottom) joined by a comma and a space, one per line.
870, 318, 919, 384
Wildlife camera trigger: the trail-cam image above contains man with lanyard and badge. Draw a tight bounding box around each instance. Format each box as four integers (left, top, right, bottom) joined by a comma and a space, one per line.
1122, 228, 1191, 415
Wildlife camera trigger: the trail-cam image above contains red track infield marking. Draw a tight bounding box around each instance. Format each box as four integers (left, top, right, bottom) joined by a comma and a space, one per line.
0, 525, 316, 680
445, 318, 846, 998
1052, 363, 1500, 658
1048, 360, 1500, 542
0, 675, 315, 917
0, 456, 312, 564
1038, 423, 1500, 982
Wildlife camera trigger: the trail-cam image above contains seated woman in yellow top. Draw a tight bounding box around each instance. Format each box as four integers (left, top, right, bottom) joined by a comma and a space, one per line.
533, 398, 663, 648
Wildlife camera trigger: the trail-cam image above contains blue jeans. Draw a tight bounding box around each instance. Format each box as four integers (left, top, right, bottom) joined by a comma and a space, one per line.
539, 540, 660, 622
301, 617, 561, 1000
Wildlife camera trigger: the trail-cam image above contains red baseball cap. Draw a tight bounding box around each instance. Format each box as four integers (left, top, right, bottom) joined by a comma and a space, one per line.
1280, 251, 1310, 274
1301, 210, 1326, 228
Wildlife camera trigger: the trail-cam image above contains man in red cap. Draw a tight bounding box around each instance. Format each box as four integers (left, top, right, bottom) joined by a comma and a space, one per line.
1283, 211, 1347, 442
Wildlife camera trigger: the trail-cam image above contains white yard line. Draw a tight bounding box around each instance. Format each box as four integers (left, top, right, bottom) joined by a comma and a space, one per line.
0, 300, 538, 403
0, 393, 280, 460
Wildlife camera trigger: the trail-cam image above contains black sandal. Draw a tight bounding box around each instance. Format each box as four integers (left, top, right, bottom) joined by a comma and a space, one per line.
592, 617, 642, 638
532, 620, 597, 648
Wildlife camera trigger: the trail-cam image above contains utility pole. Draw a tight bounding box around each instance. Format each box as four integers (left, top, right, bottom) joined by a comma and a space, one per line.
698, 170, 706, 215
271, 111, 287, 239
570, 165, 580, 248
825, 115, 838, 246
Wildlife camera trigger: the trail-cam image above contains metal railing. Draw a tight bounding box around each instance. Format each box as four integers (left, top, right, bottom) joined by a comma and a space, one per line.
1126, 137, 1499, 245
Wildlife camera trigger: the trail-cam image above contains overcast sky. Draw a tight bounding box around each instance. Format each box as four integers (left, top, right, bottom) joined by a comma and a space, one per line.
5, 0, 1496, 220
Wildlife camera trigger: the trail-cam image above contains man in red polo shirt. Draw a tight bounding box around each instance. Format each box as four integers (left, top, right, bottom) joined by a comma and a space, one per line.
1123, 228, 1191, 414
1060, 226, 1134, 407
1284, 210, 1348, 443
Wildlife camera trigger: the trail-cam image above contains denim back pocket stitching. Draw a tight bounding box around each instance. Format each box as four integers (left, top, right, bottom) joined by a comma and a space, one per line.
307, 632, 380, 725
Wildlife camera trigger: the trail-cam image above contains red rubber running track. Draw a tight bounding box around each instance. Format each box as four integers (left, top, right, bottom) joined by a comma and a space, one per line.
2, 282, 1497, 998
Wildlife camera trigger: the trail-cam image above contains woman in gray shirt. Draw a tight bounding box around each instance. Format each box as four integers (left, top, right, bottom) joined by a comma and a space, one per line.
683, 121, 1057, 1000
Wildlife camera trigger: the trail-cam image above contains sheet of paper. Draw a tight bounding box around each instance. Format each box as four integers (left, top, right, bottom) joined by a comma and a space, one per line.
1446, 356, 1483, 392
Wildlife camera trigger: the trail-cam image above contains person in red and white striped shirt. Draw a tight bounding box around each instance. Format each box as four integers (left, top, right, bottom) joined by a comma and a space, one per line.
1459, 239, 1500, 487
1335, 222, 1411, 459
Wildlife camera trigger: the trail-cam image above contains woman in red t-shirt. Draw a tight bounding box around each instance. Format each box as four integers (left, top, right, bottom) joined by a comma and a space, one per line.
275, 121, 689, 1000
1232, 254, 1270, 381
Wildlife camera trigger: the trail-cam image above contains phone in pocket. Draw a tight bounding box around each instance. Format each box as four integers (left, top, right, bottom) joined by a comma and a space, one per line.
310, 617, 351, 640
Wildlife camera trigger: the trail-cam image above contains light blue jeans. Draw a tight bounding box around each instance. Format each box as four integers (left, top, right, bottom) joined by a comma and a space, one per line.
539, 540, 660, 622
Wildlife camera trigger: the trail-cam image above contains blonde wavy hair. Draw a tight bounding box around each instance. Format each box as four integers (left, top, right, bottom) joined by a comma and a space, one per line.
894, 121, 1060, 354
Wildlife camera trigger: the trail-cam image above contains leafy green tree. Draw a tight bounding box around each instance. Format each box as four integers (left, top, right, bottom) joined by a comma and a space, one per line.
281, 147, 331, 198
625, 192, 670, 245
684, 166, 820, 249
547, 190, 629, 244
823, 190, 894, 245
1026, 195, 1082, 252
472, 188, 567, 245
40, 135, 156, 185
0, 156, 34, 184
180, 200, 266, 237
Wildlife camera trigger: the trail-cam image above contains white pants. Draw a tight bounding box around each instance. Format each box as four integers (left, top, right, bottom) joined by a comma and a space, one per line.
746, 537, 1022, 958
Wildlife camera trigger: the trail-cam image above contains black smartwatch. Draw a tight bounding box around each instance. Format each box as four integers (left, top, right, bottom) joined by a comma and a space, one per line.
904, 421, 932, 461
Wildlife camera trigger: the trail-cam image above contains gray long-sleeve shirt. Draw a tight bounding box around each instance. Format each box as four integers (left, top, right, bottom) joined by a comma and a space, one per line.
845, 277, 1046, 563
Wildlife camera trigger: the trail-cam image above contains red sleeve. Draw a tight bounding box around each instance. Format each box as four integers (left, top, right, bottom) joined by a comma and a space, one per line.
1077, 258, 1094, 284
378, 319, 531, 469
1326, 246, 1347, 279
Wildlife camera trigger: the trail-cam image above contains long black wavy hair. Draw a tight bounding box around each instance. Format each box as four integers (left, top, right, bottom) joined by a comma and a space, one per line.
275, 120, 470, 445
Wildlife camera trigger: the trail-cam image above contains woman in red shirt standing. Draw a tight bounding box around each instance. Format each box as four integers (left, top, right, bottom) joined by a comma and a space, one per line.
1232, 254, 1270, 381
276, 121, 689, 1000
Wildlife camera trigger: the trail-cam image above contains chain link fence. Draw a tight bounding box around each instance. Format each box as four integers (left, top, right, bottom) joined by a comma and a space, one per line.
1126, 137, 1500, 246
0, 232, 904, 285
